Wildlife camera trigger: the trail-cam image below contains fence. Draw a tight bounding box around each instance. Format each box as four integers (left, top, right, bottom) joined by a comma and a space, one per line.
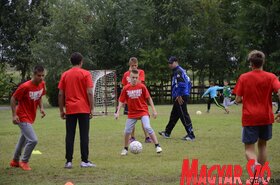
148, 84, 236, 104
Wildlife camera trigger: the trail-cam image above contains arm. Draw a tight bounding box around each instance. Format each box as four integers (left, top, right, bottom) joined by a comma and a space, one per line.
148, 97, 157, 119
235, 95, 242, 103
58, 89, 66, 119
10, 96, 20, 124
38, 98, 46, 118
87, 87, 94, 118
114, 101, 124, 119
275, 89, 280, 122
201, 88, 210, 98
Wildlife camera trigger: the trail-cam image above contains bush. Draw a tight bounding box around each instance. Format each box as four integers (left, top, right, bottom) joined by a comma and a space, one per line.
0, 64, 14, 104
45, 70, 60, 107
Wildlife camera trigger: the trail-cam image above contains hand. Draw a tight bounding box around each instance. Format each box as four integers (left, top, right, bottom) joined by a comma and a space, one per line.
152, 111, 157, 119
275, 113, 280, 123
175, 96, 184, 105
12, 115, 20, 124
89, 110, 94, 119
114, 112, 119, 120
40, 109, 46, 118
60, 111, 66, 120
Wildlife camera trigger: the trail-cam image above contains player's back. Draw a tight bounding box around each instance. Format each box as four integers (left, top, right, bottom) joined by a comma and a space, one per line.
237, 70, 279, 125
59, 67, 93, 114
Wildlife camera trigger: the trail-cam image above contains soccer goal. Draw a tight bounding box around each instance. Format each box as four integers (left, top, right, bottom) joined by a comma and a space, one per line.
90, 70, 117, 115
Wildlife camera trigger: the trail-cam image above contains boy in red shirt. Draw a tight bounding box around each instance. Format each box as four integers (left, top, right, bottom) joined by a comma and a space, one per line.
58, 52, 95, 168
121, 57, 151, 143
115, 69, 162, 155
234, 50, 280, 183
10, 65, 46, 171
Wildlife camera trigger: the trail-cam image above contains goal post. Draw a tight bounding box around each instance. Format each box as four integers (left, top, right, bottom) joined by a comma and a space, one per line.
90, 70, 117, 115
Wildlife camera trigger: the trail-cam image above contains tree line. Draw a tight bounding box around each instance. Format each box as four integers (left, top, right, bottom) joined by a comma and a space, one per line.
1, 0, 280, 105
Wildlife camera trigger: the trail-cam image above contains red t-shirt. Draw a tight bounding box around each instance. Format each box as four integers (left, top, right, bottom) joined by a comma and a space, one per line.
234, 70, 280, 126
13, 80, 46, 124
121, 69, 145, 86
119, 83, 150, 119
58, 67, 93, 114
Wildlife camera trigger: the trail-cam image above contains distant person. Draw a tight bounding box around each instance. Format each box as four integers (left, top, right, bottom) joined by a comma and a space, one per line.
234, 50, 280, 183
121, 57, 152, 143
115, 69, 162, 155
58, 52, 95, 168
222, 80, 237, 113
158, 56, 195, 141
201, 82, 229, 113
10, 65, 46, 171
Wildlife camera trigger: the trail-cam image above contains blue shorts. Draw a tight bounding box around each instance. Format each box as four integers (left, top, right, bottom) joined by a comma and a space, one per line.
242, 124, 272, 144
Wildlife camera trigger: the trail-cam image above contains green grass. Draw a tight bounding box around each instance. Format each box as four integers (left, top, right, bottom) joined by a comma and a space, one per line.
1, 105, 280, 185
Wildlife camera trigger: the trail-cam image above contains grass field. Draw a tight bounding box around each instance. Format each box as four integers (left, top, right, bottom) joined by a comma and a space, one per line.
1, 104, 280, 185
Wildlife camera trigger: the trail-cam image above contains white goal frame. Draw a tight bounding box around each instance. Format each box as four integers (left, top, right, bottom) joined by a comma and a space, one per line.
90, 70, 117, 115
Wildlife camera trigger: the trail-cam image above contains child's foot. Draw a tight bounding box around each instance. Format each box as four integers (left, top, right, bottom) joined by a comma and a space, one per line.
10, 159, 19, 167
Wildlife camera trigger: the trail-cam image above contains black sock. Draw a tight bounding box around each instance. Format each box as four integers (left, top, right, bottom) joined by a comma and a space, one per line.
155, 144, 160, 147
124, 147, 128, 151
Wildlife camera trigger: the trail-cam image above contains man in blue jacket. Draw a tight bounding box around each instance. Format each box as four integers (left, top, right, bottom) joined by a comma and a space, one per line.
159, 56, 195, 141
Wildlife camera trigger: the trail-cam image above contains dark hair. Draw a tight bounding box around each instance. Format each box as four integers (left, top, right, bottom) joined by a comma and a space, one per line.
33, 65, 44, 74
131, 69, 139, 75
248, 50, 265, 68
70, 52, 83, 65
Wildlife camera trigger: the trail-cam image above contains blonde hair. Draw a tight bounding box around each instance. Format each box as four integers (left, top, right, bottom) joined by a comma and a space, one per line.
129, 57, 138, 65
248, 50, 265, 68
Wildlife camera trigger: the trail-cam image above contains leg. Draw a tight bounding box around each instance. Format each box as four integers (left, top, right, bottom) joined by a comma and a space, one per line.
245, 144, 257, 162
257, 139, 267, 165
18, 122, 38, 162
78, 113, 90, 163
164, 100, 180, 135
207, 98, 213, 112
65, 114, 77, 162
141, 116, 158, 144
13, 134, 26, 161
213, 97, 228, 113
178, 96, 195, 139
124, 119, 137, 148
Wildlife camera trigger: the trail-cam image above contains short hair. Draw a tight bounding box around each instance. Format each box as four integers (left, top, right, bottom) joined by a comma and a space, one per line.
210, 81, 215, 86
33, 65, 44, 74
130, 69, 139, 75
248, 50, 265, 68
129, 57, 138, 65
70, 52, 83, 65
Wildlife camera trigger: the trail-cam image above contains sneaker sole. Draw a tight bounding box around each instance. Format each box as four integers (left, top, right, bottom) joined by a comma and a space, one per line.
158, 132, 170, 139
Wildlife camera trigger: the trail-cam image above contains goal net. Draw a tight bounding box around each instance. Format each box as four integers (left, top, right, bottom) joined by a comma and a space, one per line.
90, 70, 117, 115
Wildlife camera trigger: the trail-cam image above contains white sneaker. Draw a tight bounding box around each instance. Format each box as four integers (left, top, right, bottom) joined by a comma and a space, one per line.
80, 161, 96, 168
156, 146, 162, 153
121, 149, 128, 156
64, 162, 72, 169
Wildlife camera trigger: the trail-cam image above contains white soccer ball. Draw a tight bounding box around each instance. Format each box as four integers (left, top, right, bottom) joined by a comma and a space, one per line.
129, 141, 143, 154
196, 110, 202, 115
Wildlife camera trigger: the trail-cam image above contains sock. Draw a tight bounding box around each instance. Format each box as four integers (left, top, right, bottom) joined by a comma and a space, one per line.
155, 144, 160, 148
124, 147, 128, 151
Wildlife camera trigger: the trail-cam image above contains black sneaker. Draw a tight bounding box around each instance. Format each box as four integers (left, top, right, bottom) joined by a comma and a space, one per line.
182, 135, 195, 141
158, 131, 170, 138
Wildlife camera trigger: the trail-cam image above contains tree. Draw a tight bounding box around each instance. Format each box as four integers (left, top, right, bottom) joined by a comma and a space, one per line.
0, 0, 49, 81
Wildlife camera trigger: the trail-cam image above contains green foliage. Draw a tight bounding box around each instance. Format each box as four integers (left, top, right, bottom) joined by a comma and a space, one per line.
45, 70, 60, 107
0, 64, 14, 103
0, 0, 50, 81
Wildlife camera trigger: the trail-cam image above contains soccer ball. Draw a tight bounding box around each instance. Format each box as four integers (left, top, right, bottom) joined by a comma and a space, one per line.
196, 110, 202, 115
129, 141, 143, 154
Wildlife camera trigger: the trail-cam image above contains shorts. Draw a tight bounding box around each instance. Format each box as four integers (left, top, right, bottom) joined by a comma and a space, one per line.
242, 124, 272, 144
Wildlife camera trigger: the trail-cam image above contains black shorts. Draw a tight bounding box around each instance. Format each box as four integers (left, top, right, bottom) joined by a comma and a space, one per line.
242, 124, 272, 144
